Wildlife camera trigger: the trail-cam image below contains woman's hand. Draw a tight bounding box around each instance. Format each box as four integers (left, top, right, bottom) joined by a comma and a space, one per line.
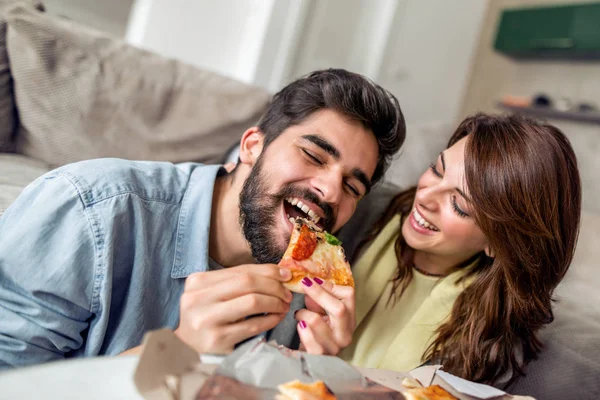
294, 278, 356, 355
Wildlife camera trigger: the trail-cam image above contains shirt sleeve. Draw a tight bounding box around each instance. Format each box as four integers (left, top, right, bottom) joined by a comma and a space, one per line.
0, 173, 96, 368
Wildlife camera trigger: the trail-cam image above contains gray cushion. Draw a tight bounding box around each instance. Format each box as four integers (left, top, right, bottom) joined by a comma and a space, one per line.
384, 122, 452, 190
0, 0, 43, 152
507, 211, 600, 399
507, 306, 600, 399
338, 180, 402, 264
5, 4, 270, 167
0, 153, 50, 217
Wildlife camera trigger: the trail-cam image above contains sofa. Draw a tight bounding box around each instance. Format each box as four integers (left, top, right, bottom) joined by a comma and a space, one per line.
0, 2, 598, 399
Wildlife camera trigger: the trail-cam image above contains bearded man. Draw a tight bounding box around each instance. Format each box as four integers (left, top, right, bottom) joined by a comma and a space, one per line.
0, 69, 406, 368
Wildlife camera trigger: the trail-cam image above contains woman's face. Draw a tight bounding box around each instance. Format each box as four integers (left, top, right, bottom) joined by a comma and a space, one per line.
402, 136, 489, 267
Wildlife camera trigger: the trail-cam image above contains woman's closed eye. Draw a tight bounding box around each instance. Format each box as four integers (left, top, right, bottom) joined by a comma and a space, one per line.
452, 195, 469, 218
429, 163, 442, 178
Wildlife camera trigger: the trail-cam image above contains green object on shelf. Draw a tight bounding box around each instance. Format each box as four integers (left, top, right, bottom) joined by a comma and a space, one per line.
494, 2, 600, 59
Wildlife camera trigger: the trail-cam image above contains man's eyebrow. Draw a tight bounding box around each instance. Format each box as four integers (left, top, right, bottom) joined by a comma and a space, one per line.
440, 151, 446, 172
301, 134, 372, 192
302, 135, 340, 159
352, 168, 372, 193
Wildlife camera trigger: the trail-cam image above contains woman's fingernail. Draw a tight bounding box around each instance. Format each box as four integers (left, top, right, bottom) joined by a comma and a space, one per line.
302, 277, 313, 287
299, 320, 307, 329
314, 277, 323, 285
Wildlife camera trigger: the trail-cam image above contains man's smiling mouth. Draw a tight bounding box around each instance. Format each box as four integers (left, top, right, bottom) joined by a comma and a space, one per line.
284, 197, 322, 226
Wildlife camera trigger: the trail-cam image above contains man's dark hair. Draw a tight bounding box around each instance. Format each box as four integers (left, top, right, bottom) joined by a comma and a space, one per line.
257, 68, 406, 184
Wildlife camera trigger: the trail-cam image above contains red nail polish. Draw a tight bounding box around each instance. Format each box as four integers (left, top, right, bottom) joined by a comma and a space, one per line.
302, 277, 313, 287
299, 320, 307, 329
314, 277, 323, 285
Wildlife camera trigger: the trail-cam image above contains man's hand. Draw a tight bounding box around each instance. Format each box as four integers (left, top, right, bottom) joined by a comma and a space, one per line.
175, 264, 293, 354
294, 278, 355, 355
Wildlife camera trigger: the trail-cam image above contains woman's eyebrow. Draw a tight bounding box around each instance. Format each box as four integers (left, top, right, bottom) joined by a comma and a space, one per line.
440, 151, 446, 172
456, 187, 471, 202
441, 150, 470, 201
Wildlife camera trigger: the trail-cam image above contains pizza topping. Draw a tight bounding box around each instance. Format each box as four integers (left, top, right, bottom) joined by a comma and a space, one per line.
279, 218, 354, 293
291, 224, 318, 261
324, 232, 341, 246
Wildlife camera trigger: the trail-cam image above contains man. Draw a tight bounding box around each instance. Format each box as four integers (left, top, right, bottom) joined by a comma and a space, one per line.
0, 69, 406, 368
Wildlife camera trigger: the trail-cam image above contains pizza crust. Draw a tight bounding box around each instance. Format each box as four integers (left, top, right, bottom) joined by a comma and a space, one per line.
276, 380, 336, 400
404, 385, 458, 400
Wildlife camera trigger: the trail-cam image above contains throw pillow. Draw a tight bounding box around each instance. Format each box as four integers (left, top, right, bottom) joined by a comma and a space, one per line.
5, 4, 270, 166
0, 0, 42, 152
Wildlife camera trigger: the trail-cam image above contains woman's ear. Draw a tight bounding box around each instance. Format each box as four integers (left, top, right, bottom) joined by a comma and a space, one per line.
238, 127, 264, 166
484, 245, 495, 259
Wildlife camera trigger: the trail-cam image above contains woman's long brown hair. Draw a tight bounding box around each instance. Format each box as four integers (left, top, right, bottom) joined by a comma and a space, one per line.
357, 113, 582, 384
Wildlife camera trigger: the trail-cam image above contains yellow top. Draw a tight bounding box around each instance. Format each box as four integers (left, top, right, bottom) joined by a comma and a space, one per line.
339, 214, 476, 372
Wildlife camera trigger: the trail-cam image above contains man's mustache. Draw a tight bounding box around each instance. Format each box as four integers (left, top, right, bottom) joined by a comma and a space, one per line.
276, 186, 335, 231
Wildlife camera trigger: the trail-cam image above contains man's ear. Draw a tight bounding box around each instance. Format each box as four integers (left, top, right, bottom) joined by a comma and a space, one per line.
238, 127, 264, 167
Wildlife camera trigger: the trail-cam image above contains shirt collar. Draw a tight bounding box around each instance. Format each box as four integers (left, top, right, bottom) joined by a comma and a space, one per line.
171, 164, 223, 279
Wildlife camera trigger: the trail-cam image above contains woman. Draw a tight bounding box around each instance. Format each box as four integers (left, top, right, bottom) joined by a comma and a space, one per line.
338, 113, 581, 385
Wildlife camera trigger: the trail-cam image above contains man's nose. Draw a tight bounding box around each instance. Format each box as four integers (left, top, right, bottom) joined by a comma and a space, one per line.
312, 170, 342, 205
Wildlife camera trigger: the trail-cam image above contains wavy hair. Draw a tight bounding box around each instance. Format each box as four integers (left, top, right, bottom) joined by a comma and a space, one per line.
357, 113, 581, 384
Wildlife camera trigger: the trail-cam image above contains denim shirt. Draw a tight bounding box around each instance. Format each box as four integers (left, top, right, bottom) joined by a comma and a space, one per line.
0, 159, 222, 368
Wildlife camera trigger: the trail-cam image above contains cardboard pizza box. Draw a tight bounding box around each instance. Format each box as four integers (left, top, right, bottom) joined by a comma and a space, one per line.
133, 329, 534, 400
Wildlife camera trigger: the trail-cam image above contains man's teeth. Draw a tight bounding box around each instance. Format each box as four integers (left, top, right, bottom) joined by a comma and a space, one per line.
413, 208, 439, 231
285, 198, 321, 224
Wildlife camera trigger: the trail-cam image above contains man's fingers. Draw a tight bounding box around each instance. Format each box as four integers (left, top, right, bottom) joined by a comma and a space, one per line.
182, 275, 292, 307
183, 265, 293, 305
220, 312, 287, 347
185, 264, 292, 291
212, 294, 291, 324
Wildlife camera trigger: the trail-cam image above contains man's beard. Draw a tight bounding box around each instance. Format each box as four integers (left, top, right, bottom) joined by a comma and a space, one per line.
239, 155, 335, 264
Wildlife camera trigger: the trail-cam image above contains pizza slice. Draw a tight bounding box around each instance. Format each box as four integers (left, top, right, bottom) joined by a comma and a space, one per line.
278, 218, 354, 293
404, 385, 458, 400
276, 380, 336, 400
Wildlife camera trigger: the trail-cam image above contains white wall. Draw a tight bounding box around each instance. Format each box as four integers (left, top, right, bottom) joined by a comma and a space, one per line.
286, 0, 489, 126
126, 0, 276, 84
126, 0, 489, 129
461, 0, 600, 213
376, 0, 490, 126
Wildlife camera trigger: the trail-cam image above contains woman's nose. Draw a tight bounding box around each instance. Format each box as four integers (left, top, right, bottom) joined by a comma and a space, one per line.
415, 185, 441, 212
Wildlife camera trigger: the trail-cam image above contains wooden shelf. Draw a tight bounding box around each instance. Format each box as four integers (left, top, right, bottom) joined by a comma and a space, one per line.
496, 103, 600, 125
